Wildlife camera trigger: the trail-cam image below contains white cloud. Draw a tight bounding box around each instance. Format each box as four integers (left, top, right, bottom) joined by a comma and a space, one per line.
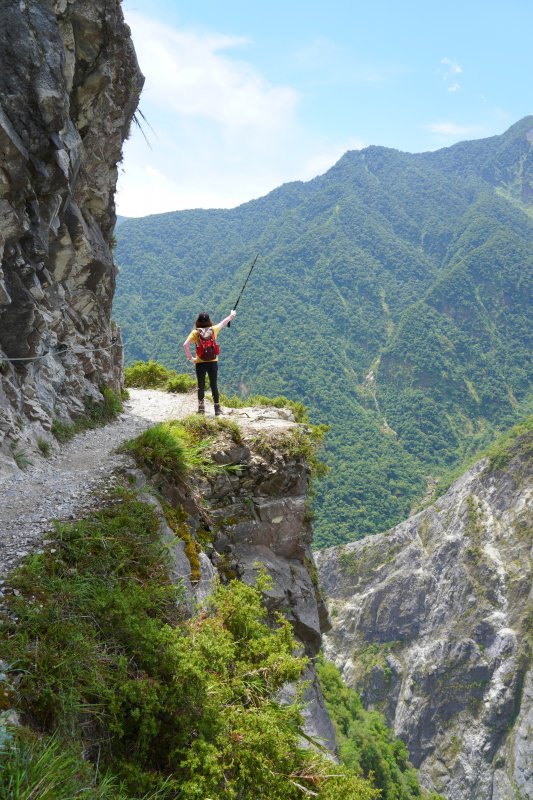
116, 12, 366, 216
127, 12, 296, 131
441, 57, 462, 91
441, 57, 462, 76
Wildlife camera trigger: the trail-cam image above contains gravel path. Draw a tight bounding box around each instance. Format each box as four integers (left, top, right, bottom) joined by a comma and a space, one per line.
0, 389, 199, 579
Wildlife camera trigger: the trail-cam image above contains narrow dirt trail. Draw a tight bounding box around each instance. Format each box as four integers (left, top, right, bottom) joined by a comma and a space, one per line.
0, 389, 199, 579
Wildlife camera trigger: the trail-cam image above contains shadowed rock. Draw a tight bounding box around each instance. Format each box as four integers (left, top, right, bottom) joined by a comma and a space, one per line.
0, 0, 143, 470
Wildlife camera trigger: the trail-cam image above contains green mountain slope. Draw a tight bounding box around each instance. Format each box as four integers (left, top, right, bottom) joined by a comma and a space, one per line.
114, 117, 533, 547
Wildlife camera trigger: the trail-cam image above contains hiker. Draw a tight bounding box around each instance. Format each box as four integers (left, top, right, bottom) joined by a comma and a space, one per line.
183, 310, 236, 415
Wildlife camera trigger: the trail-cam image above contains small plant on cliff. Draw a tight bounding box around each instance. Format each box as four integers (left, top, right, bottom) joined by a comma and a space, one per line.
51, 387, 124, 442
163, 503, 201, 584
37, 437, 52, 457
252, 424, 329, 480
121, 418, 231, 478
11, 447, 33, 470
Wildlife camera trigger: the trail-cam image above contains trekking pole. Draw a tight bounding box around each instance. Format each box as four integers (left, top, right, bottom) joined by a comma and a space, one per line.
228, 253, 260, 327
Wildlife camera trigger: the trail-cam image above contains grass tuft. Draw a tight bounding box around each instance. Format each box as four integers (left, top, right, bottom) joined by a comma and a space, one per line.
12, 448, 33, 470
180, 414, 243, 445
0, 730, 126, 800
37, 438, 52, 458
51, 387, 123, 443
121, 417, 237, 478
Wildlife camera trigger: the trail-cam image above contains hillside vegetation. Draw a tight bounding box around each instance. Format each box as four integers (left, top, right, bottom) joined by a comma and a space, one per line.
114, 117, 533, 547
1, 418, 431, 800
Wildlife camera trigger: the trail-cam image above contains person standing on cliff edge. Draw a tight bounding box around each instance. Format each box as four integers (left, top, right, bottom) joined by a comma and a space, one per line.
183, 309, 236, 415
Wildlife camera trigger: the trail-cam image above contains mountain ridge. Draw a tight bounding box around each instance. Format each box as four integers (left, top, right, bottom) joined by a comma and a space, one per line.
114, 118, 533, 547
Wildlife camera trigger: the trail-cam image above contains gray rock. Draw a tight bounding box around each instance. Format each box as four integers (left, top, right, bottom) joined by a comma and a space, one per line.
152, 416, 337, 755
318, 448, 533, 800
0, 0, 143, 470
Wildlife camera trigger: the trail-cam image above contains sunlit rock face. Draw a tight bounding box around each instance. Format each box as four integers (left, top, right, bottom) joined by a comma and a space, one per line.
317, 434, 533, 800
0, 0, 143, 470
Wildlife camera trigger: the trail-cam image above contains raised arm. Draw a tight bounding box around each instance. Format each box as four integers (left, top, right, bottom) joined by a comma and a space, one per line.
216, 310, 237, 330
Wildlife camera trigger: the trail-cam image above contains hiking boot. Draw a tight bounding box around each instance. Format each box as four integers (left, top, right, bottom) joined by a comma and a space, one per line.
198, 400, 205, 415
214, 403, 222, 416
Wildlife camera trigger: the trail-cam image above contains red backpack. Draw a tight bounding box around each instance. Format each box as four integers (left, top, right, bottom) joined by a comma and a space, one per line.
196, 327, 220, 361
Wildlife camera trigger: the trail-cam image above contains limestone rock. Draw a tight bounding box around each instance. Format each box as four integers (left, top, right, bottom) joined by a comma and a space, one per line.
0, 0, 143, 471
317, 436, 533, 800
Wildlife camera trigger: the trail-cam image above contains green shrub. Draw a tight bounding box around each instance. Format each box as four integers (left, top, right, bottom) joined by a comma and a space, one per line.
317, 656, 434, 800
435, 413, 533, 497
166, 373, 196, 393
1, 507, 379, 800
485, 414, 533, 473
37, 437, 52, 457
124, 360, 176, 389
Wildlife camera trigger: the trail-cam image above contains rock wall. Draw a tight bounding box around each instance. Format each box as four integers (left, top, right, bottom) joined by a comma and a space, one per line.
0, 0, 143, 472
128, 407, 338, 753
317, 432, 533, 799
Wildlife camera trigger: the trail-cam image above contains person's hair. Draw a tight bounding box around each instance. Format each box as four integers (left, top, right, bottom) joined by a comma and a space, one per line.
195, 312, 213, 328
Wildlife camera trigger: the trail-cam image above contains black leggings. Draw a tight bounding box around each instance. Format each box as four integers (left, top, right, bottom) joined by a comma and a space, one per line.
195, 361, 219, 403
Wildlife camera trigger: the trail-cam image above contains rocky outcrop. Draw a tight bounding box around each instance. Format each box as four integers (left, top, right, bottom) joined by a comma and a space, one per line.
317, 431, 533, 799
0, 0, 143, 472
129, 407, 337, 754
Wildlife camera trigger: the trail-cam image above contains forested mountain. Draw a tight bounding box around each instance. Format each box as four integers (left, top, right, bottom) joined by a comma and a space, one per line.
114, 117, 533, 547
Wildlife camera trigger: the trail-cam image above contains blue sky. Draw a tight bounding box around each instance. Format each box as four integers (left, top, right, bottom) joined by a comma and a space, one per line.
117, 0, 532, 216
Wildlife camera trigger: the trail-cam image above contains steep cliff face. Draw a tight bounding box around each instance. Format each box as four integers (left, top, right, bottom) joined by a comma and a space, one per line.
128, 407, 337, 753
0, 0, 142, 471
317, 428, 533, 799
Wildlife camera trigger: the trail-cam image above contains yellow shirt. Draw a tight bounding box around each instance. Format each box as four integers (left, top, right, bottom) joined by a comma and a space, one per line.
188, 323, 222, 363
